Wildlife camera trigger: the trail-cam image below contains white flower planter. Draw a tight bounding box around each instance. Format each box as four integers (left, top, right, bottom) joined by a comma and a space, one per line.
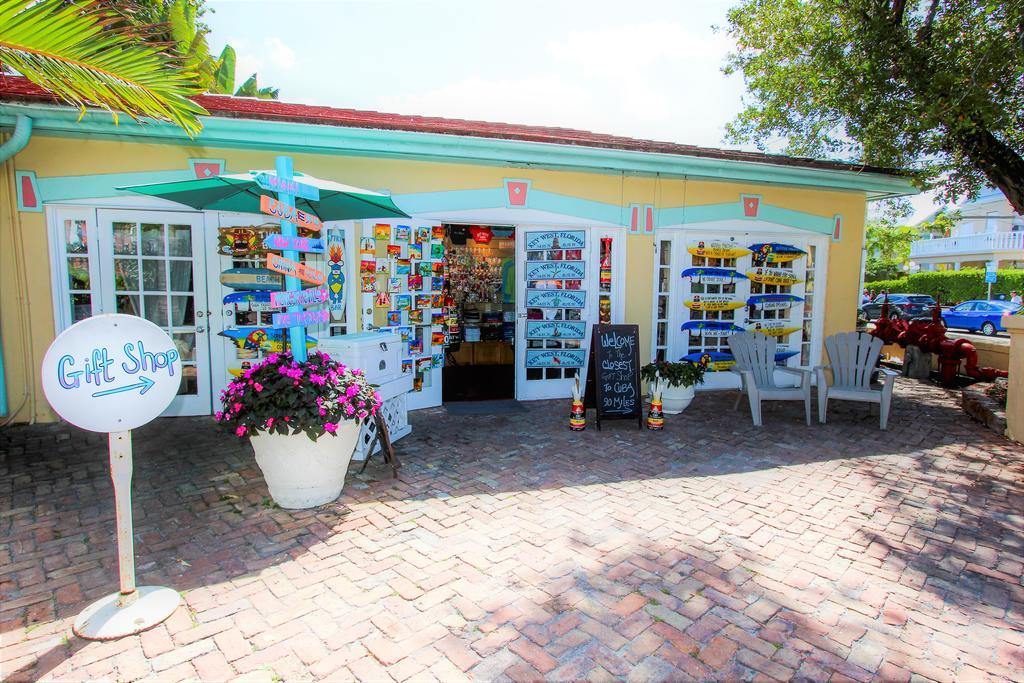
658, 383, 696, 415
250, 420, 361, 509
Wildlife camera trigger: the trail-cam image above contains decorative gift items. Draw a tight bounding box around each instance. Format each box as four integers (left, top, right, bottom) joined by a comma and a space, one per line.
569, 374, 586, 431
647, 378, 665, 430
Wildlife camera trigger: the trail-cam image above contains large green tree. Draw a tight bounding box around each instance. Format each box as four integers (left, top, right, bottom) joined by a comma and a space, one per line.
0, 0, 207, 135
723, 1, 1024, 214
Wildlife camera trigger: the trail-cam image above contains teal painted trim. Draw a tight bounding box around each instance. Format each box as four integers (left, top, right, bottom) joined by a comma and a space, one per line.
14, 170, 42, 212
36, 169, 195, 202
675, 201, 834, 235
0, 102, 919, 199
531, 190, 622, 224
392, 187, 505, 214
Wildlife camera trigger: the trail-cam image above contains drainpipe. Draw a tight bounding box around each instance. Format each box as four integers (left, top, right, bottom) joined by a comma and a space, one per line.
0, 114, 34, 417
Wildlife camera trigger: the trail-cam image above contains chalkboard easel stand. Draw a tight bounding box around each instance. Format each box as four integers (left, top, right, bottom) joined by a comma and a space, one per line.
583, 324, 643, 431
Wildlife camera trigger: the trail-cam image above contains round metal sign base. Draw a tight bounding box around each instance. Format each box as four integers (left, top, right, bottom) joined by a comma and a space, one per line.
73, 586, 180, 641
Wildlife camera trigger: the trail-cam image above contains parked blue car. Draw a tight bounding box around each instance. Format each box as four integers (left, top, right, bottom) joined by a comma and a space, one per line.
941, 300, 1022, 336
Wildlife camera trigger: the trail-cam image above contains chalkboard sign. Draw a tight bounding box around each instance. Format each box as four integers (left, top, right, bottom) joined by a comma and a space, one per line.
584, 324, 642, 430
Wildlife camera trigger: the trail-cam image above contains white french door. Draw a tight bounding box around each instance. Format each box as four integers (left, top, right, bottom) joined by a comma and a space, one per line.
652, 227, 827, 391
515, 226, 625, 401
96, 210, 212, 416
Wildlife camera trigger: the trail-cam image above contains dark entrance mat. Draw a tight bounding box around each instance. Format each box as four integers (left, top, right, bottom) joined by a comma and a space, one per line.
444, 400, 528, 416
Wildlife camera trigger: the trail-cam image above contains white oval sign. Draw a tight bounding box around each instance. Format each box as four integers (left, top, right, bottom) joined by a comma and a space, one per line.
41, 314, 182, 432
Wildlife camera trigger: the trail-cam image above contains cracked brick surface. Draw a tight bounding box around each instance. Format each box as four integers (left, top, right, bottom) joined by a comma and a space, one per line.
2, 379, 1023, 681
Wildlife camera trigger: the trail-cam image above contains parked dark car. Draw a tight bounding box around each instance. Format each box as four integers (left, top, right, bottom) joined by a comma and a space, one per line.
942, 299, 1022, 336
859, 294, 937, 321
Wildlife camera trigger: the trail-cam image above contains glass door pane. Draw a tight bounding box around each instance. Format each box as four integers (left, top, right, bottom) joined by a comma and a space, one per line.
98, 210, 210, 416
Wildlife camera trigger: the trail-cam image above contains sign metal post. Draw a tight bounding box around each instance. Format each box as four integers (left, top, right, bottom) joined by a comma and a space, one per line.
41, 314, 184, 640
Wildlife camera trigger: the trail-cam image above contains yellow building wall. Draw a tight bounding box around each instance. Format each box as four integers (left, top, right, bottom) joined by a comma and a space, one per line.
2, 135, 869, 422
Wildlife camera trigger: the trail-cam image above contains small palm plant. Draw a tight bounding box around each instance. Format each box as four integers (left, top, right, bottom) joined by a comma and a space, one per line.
0, 0, 209, 136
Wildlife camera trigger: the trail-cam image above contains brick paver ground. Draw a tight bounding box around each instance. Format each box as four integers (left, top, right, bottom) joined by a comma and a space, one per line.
2, 379, 1024, 681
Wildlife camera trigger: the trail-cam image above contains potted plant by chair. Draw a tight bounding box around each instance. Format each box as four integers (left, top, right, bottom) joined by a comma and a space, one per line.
215, 350, 382, 509
641, 359, 706, 414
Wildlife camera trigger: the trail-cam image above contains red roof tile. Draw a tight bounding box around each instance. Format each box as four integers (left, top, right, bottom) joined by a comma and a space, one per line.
0, 75, 903, 177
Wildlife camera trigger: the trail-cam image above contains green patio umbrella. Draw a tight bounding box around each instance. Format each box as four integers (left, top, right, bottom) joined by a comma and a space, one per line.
118, 171, 409, 220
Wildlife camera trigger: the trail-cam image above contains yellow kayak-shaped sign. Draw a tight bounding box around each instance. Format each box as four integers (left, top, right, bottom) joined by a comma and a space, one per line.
684, 294, 745, 311
687, 240, 752, 259
746, 321, 801, 337
747, 267, 801, 286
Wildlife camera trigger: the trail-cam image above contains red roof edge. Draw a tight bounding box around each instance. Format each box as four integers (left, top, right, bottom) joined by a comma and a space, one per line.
0, 75, 907, 177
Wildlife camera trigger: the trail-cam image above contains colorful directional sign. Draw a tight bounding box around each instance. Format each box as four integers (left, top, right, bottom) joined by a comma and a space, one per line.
746, 294, 804, 311
270, 286, 329, 308
263, 232, 325, 253
267, 253, 326, 285
272, 308, 330, 329
259, 195, 324, 232
682, 320, 745, 337
252, 171, 320, 201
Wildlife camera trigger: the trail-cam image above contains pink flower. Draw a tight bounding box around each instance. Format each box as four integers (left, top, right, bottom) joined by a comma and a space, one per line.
265, 417, 275, 428
343, 404, 355, 416
235, 425, 247, 437
214, 411, 224, 421
324, 422, 338, 433
345, 385, 359, 398
253, 382, 263, 392
356, 410, 368, 420
266, 352, 280, 364
233, 403, 243, 413
319, 408, 327, 416
309, 373, 326, 386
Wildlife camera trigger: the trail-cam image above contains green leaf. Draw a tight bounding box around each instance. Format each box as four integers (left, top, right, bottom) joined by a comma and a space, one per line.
234, 72, 258, 97
212, 44, 235, 94
0, 0, 207, 136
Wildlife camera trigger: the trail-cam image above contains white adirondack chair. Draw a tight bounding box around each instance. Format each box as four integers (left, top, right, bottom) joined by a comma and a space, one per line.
815, 332, 898, 429
727, 332, 812, 427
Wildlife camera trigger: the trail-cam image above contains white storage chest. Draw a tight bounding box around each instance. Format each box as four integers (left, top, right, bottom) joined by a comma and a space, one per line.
318, 332, 412, 461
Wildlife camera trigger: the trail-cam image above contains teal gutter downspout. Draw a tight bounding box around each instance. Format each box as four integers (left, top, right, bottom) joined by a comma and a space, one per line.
0, 114, 33, 417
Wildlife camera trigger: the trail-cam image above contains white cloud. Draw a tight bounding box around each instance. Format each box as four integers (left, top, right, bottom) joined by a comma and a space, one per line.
373, 22, 744, 149
266, 37, 297, 70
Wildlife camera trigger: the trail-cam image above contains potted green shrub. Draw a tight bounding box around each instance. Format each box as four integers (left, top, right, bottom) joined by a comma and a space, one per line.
641, 359, 706, 414
215, 350, 381, 509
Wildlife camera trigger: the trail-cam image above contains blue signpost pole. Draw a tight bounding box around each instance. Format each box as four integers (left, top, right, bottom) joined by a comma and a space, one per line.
275, 156, 307, 362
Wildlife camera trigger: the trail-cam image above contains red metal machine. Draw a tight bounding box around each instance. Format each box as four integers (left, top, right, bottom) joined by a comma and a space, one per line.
868, 295, 1008, 387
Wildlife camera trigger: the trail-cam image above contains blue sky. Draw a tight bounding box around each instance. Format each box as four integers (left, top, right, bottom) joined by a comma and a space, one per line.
205, 0, 938, 220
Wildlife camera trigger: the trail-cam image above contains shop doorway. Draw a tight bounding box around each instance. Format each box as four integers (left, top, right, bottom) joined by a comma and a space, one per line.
515, 227, 625, 401
441, 224, 516, 402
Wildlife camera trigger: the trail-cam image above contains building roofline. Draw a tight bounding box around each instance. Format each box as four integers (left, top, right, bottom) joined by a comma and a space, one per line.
0, 77, 918, 199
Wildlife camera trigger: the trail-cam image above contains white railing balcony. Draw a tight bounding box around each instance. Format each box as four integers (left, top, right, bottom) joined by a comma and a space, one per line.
910, 231, 1024, 258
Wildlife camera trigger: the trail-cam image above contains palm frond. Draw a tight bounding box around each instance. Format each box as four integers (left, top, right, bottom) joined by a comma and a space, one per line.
0, 0, 208, 136
212, 44, 235, 94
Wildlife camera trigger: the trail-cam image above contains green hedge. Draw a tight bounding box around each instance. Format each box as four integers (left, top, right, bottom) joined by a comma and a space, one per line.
864, 269, 1024, 303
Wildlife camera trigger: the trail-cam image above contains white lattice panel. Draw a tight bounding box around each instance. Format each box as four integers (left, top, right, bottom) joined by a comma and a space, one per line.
352, 393, 412, 461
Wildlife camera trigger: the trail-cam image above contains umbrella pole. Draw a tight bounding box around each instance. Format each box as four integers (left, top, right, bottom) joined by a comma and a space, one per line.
276, 156, 308, 363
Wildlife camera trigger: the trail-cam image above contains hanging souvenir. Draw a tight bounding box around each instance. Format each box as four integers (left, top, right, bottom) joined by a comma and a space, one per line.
681, 320, 745, 337
395, 225, 411, 241
681, 267, 749, 285
687, 240, 751, 259
748, 243, 806, 265
324, 229, 345, 323
746, 294, 803, 311
746, 267, 800, 286
375, 290, 391, 308
684, 294, 745, 311
359, 237, 375, 255
745, 321, 801, 337
373, 224, 391, 240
